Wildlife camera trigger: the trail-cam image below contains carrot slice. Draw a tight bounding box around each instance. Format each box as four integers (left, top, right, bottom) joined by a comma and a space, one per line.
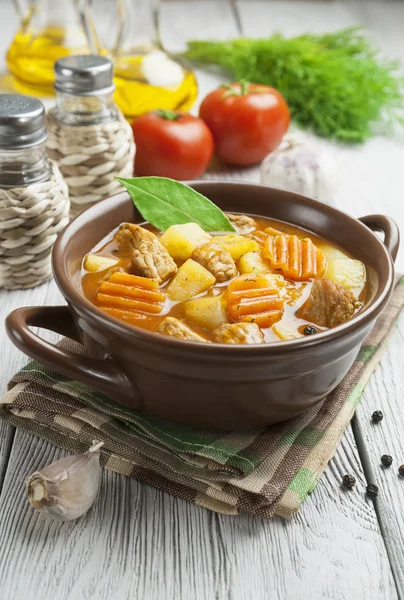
96, 294, 163, 314
225, 274, 284, 327
96, 272, 165, 317
98, 281, 165, 303
108, 272, 159, 290
262, 233, 326, 281
264, 226, 284, 236
240, 311, 283, 328
99, 307, 148, 324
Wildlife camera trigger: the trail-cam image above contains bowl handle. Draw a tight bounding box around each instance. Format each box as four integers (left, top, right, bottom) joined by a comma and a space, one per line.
359, 214, 400, 261
5, 306, 137, 407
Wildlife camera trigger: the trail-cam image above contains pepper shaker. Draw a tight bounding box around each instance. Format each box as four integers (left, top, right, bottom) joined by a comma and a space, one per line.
0, 94, 70, 290
46, 55, 135, 217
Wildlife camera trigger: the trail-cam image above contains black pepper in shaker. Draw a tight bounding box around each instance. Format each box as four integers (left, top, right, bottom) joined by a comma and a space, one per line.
371, 410, 383, 423
303, 326, 317, 335
381, 455, 393, 467
366, 483, 379, 498
398, 465, 404, 477
342, 474, 356, 489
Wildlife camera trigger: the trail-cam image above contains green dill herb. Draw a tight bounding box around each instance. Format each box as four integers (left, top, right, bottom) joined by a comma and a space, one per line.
183, 27, 404, 142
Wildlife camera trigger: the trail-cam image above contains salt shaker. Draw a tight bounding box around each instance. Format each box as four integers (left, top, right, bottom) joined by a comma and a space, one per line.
0, 94, 70, 290
46, 55, 135, 217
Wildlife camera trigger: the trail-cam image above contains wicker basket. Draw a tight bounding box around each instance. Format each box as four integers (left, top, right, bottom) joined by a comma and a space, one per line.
0, 163, 70, 289
46, 110, 135, 217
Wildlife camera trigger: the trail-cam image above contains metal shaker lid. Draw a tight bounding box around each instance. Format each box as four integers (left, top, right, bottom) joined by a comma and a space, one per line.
0, 94, 47, 149
54, 55, 115, 96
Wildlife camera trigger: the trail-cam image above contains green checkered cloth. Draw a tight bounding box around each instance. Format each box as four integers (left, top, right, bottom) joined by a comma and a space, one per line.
2, 276, 404, 519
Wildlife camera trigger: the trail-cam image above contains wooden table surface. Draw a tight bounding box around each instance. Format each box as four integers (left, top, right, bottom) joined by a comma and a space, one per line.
0, 1, 403, 599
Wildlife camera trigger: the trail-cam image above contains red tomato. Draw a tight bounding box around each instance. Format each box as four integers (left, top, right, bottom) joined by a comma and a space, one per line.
199, 82, 290, 166
132, 110, 214, 180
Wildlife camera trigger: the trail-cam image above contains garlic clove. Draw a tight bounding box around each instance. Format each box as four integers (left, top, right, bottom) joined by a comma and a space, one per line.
260, 136, 337, 206
26, 441, 103, 521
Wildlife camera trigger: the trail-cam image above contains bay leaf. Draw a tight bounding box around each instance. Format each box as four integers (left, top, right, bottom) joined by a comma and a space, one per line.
116, 176, 235, 233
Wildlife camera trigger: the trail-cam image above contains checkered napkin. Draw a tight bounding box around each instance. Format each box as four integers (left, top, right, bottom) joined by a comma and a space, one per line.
1, 277, 403, 519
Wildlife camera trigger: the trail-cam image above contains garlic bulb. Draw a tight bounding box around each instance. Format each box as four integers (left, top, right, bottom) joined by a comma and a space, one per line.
26, 441, 103, 521
260, 138, 337, 205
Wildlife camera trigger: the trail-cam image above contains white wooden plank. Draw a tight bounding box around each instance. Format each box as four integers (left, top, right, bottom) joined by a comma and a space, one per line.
0, 422, 14, 492
0, 282, 65, 492
0, 283, 64, 392
354, 311, 404, 595
0, 426, 397, 600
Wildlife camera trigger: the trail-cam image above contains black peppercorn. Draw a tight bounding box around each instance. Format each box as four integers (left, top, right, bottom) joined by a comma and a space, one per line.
398, 465, 404, 477
303, 325, 317, 335
381, 455, 393, 467
371, 410, 383, 423
342, 474, 356, 489
366, 483, 379, 498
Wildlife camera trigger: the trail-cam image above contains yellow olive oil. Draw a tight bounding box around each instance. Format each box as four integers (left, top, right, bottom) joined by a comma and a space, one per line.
113, 53, 198, 119
6, 26, 88, 97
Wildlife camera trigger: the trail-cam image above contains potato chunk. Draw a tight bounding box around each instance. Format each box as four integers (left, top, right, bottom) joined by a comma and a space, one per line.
159, 223, 211, 261
184, 296, 227, 330
166, 259, 216, 302
324, 258, 366, 299
239, 251, 272, 275
84, 254, 118, 272
214, 234, 259, 260
273, 323, 302, 341
317, 244, 349, 261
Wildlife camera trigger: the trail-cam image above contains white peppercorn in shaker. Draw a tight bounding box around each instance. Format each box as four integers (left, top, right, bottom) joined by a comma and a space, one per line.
0, 94, 70, 290
46, 55, 135, 217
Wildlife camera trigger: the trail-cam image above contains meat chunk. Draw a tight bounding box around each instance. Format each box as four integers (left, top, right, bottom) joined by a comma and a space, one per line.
192, 242, 237, 283
296, 278, 358, 328
212, 322, 264, 344
226, 213, 257, 235
131, 241, 178, 284
114, 222, 155, 253
158, 317, 206, 342
114, 223, 177, 284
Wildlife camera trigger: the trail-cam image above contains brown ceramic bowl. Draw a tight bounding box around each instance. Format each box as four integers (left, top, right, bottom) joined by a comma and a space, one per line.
6, 182, 399, 429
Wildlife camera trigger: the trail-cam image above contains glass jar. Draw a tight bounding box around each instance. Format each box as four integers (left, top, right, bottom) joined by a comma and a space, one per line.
7, 0, 198, 119
7, 0, 89, 97
46, 55, 135, 216
85, 0, 198, 119
0, 94, 70, 289
51, 55, 119, 126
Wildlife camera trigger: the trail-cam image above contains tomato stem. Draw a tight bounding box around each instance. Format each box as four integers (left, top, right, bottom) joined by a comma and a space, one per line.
239, 79, 250, 95
156, 109, 181, 121
220, 80, 251, 97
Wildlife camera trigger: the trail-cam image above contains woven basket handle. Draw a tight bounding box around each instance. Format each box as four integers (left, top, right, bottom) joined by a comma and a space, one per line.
359, 214, 400, 261
5, 306, 136, 407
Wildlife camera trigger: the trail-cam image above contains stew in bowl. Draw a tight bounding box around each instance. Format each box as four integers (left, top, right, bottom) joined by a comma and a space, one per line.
5, 181, 398, 429
81, 215, 368, 345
